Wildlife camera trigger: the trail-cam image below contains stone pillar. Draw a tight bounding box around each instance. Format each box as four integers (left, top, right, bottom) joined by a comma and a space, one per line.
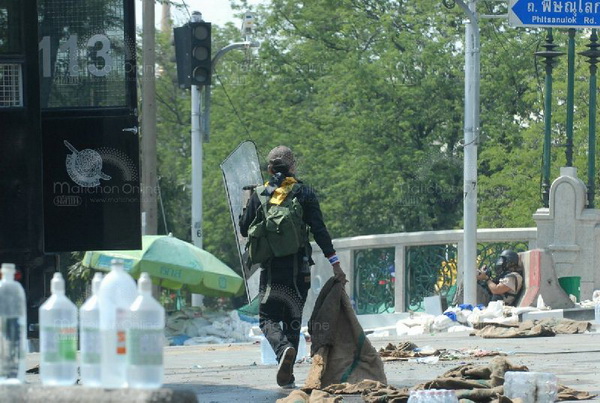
394, 246, 406, 313
533, 167, 600, 298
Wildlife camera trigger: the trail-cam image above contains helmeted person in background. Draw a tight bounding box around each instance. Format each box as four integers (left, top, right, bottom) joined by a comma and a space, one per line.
239, 145, 346, 388
476, 249, 524, 306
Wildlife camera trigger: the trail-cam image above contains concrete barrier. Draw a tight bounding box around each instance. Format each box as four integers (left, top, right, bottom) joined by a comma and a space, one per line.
518, 249, 575, 309
0, 385, 198, 403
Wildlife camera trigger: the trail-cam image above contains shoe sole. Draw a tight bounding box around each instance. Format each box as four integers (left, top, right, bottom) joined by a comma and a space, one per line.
277, 347, 296, 386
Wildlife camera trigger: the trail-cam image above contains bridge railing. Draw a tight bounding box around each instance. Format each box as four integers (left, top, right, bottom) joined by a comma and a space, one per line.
309, 228, 537, 314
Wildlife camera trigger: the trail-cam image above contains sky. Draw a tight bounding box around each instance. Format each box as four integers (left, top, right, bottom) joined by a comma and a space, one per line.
134, 0, 269, 30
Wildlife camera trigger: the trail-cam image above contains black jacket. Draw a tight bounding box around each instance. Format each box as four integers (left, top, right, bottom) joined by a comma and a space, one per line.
239, 179, 336, 267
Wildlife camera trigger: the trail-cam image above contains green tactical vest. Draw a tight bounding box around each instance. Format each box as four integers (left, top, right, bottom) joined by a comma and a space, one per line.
246, 183, 307, 265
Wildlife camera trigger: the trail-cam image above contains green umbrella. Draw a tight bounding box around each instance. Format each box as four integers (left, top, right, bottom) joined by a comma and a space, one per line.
82, 235, 244, 297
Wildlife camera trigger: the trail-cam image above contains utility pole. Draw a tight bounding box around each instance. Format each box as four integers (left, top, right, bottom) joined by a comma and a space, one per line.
455, 0, 480, 306
161, 2, 171, 33
141, 0, 158, 235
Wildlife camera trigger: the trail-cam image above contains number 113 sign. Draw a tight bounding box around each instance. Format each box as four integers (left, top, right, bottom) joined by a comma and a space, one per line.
39, 34, 117, 78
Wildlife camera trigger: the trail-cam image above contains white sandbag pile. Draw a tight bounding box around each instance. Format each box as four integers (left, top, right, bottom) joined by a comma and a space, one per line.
165, 307, 256, 345
367, 301, 528, 338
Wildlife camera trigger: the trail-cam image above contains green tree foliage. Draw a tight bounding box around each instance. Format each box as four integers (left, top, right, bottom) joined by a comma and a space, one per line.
153, 30, 192, 241
478, 26, 597, 227
152, 1, 599, 271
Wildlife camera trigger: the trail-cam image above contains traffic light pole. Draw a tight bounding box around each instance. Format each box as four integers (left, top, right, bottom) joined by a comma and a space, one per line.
191, 83, 204, 307
190, 39, 258, 253
189, 37, 258, 307
191, 83, 204, 250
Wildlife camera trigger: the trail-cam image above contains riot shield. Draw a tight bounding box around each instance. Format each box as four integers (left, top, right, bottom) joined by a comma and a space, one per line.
221, 141, 263, 303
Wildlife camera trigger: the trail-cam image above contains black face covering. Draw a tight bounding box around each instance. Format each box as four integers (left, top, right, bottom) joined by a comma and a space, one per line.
263, 172, 287, 197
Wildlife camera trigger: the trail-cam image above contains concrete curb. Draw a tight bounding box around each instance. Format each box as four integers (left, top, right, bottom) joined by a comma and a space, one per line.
0, 385, 198, 403
520, 307, 594, 322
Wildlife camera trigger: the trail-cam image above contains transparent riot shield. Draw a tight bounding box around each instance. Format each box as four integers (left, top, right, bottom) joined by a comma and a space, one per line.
220, 141, 263, 303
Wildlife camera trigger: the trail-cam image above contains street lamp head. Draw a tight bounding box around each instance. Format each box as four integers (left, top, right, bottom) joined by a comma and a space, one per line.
191, 11, 203, 23
242, 11, 255, 36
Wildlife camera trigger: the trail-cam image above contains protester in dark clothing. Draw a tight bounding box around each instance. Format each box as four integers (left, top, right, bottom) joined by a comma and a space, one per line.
476, 249, 524, 306
239, 145, 346, 388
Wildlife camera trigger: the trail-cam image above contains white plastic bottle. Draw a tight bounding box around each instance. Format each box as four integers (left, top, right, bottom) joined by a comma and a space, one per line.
260, 335, 277, 365
297, 332, 307, 362
98, 259, 137, 388
80, 272, 103, 386
407, 391, 418, 403
127, 272, 165, 388
593, 290, 600, 329
39, 272, 78, 385
0, 263, 27, 383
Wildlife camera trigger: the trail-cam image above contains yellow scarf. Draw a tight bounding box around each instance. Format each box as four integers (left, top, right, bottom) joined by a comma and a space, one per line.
268, 177, 298, 205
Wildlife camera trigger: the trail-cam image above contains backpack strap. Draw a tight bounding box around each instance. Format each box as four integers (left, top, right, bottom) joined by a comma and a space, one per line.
292, 256, 301, 299
255, 185, 270, 216
261, 266, 273, 304
254, 186, 272, 304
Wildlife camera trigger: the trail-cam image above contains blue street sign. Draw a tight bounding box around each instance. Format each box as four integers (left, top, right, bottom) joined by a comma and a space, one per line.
509, 0, 600, 28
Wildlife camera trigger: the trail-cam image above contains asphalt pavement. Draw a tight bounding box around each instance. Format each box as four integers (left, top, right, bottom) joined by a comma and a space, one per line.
21, 331, 600, 402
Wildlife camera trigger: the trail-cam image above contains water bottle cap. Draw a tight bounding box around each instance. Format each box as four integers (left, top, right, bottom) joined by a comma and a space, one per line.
1, 263, 16, 280
138, 272, 152, 293
91, 272, 103, 295
111, 259, 125, 270
51, 272, 65, 294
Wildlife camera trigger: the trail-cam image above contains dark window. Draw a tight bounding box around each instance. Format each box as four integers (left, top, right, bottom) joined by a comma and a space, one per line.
38, 0, 132, 109
0, 0, 22, 54
0, 63, 23, 107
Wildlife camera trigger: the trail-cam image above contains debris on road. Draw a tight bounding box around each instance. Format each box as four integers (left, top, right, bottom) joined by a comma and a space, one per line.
475, 318, 591, 339
277, 357, 596, 402
378, 341, 506, 362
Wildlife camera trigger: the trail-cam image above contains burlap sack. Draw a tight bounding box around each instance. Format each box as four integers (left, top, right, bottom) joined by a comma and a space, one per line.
304, 277, 387, 390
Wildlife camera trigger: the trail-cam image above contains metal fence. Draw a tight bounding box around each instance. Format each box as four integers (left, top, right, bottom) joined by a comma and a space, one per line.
310, 228, 537, 314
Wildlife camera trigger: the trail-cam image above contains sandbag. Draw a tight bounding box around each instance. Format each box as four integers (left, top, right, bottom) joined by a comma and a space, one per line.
304, 277, 387, 390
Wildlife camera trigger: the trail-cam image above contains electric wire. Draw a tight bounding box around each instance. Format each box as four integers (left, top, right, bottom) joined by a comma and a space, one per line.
214, 72, 255, 141
179, 0, 192, 19
157, 176, 170, 234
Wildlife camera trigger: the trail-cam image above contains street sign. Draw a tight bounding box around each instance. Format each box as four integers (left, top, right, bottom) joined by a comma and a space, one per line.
509, 0, 600, 28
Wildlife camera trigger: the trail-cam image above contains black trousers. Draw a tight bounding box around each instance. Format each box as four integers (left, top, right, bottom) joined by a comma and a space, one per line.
258, 266, 310, 362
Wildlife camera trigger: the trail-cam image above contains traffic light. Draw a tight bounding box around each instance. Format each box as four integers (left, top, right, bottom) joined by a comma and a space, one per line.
173, 22, 212, 89
190, 22, 212, 86
173, 25, 191, 89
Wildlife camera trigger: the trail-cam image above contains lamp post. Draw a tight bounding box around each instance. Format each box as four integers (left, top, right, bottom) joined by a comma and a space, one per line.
580, 30, 600, 208
565, 29, 576, 167
535, 29, 564, 208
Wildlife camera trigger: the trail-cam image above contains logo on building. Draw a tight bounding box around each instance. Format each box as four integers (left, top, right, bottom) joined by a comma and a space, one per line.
64, 141, 111, 187
64, 140, 138, 188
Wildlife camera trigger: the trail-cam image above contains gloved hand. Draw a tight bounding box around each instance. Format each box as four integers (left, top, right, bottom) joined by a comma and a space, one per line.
476, 266, 489, 282
332, 263, 347, 284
